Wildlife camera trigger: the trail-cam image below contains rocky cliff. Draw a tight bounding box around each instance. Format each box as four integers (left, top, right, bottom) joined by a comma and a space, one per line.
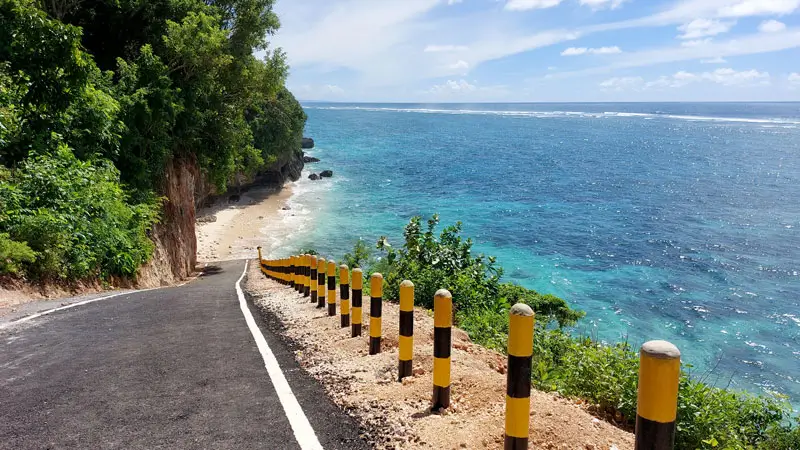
137, 149, 304, 286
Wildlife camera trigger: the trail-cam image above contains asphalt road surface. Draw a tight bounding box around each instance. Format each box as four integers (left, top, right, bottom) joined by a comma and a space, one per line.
0, 259, 367, 449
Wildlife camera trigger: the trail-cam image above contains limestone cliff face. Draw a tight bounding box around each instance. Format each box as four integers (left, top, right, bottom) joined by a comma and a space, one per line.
136, 149, 304, 286
137, 157, 199, 286
257, 149, 305, 186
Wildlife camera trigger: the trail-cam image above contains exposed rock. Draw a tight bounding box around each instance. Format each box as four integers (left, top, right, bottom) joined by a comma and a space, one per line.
301, 137, 315, 149
282, 205, 291, 211
308, 173, 320, 180
303, 155, 320, 163
197, 215, 217, 224
319, 170, 333, 178
228, 194, 240, 203
259, 150, 305, 186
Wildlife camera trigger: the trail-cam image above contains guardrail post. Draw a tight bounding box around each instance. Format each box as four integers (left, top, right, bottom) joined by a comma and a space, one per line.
432, 289, 452, 410
290, 255, 297, 290
351, 268, 363, 337
317, 260, 326, 308
327, 260, 336, 316
369, 273, 383, 355
635, 340, 680, 450
340, 265, 350, 327
310, 256, 318, 304
398, 280, 414, 381
504, 303, 534, 450
303, 255, 310, 297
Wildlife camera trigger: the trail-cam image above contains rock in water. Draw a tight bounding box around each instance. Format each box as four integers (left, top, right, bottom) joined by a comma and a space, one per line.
301, 137, 315, 149
320, 170, 333, 178
308, 173, 320, 180
303, 156, 320, 163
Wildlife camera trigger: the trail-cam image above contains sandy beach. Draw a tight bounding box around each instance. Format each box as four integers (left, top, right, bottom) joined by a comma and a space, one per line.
195, 184, 299, 262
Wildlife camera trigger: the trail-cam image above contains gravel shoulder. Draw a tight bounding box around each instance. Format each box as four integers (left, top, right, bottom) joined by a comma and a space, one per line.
243, 260, 635, 450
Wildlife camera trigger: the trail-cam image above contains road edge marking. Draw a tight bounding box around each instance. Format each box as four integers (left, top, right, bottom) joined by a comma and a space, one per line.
1, 289, 153, 330
235, 260, 324, 450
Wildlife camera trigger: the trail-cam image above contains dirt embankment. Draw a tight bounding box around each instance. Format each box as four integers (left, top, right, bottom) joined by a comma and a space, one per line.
244, 261, 634, 450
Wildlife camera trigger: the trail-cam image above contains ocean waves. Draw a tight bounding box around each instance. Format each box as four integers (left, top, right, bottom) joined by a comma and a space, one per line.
304, 104, 800, 126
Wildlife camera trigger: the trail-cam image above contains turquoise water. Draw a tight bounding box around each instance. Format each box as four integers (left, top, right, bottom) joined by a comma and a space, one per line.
280, 103, 800, 402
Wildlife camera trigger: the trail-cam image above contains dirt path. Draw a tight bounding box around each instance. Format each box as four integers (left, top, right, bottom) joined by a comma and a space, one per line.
244, 261, 634, 449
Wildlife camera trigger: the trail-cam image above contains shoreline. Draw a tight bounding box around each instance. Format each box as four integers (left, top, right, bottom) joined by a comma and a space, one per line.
196, 184, 298, 262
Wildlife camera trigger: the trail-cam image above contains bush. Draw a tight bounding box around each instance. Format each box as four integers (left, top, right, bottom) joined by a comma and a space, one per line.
359, 215, 798, 449
0, 147, 159, 280
0, 232, 35, 275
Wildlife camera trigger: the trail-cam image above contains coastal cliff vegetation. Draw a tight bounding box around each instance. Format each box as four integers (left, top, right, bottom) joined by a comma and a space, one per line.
335, 215, 799, 450
0, 0, 305, 281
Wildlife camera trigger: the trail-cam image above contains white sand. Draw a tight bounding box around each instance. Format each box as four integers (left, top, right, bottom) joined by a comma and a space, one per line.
196, 185, 296, 262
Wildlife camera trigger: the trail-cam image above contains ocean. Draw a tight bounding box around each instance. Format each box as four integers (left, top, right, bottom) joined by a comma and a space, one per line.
270, 102, 800, 402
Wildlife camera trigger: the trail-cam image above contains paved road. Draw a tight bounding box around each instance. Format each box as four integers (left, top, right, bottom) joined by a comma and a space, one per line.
0, 260, 367, 449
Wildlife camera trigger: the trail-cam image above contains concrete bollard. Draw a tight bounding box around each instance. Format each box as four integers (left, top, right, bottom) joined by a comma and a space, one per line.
369, 273, 383, 355
327, 260, 336, 316
290, 255, 296, 290
398, 280, 414, 381
310, 256, 318, 304
303, 255, 311, 297
504, 303, 534, 450
340, 265, 350, 328
432, 289, 452, 410
635, 340, 681, 450
316, 260, 326, 308
351, 268, 363, 337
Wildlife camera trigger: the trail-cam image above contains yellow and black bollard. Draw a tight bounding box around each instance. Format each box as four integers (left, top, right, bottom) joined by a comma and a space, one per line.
432, 289, 452, 410
304, 254, 311, 297
310, 256, 318, 304
351, 268, 363, 337
340, 265, 350, 327
296, 255, 303, 293
369, 273, 383, 355
504, 303, 534, 450
301, 255, 308, 297
635, 340, 680, 450
289, 255, 296, 290
327, 260, 336, 316
398, 280, 414, 381
316, 259, 326, 308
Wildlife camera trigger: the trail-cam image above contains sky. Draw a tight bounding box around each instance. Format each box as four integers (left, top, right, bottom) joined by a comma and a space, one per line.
264, 0, 800, 102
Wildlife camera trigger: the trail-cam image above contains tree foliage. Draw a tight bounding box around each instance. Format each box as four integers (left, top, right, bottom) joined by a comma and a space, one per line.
0, 0, 306, 280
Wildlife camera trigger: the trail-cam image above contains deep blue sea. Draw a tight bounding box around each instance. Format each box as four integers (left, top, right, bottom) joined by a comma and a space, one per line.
276, 102, 800, 402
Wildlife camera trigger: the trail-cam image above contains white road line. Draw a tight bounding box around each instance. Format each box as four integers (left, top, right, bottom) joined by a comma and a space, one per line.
1, 290, 151, 330
235, 260, 324, 450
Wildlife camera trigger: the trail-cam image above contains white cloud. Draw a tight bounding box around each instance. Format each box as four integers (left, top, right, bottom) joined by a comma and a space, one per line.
681, 38, 712, 47
599, 76, 644, 91
601, 68, 771, 91
424, 44, 469, 52
580, 0, 626, 9
550, 30, 800, 79
448, 60, 470, 72
678, 19, 735, 39
759, 20, 787, 33
701, 56, 728, 64
428, 79, 477, 94
447, 0, 463, 4
505, 0, 564, 11
788, 72, 800, 83
718, 0, 800, 18
561, 46, 622, 55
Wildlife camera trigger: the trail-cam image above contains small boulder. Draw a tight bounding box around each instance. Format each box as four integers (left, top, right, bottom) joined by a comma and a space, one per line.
308, 173, 320, 180
319, 170, 333, 178
303, 156, 320, 163
301, 137, 315, 149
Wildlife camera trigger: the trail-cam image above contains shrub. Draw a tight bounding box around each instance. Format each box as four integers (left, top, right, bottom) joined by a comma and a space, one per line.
0, 147, 160, 280
0, 232, 35, 275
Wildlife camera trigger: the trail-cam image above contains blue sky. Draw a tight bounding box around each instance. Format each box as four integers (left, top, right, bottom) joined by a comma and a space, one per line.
265, 0, 800, 102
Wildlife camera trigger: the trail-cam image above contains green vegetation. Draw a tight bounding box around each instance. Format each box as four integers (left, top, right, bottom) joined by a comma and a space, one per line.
0, 0, 305, 280
345, 215, 798, 450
